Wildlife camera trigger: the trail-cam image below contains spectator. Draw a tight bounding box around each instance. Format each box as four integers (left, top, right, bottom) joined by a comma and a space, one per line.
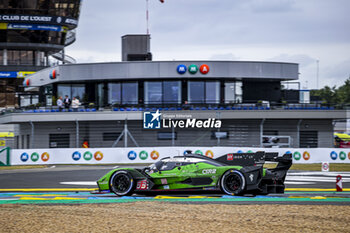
57, 96, 63, 112
63, 95, 71, 110
72, 97, 81, 112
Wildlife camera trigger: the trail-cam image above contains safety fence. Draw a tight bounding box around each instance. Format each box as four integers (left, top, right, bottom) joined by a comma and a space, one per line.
1, 147, 350, 166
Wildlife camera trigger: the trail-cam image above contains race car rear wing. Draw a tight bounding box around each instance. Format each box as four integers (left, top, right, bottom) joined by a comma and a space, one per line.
215, 151, 292, 168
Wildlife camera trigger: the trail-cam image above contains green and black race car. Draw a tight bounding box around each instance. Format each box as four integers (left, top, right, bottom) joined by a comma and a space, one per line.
96, 151, 292, 196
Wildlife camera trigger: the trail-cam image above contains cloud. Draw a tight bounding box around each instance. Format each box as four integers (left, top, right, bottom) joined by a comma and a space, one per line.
64, 0, 350, 89
268, 54, 316, 67
248, 0, 298, 13
209, 53, 239, 61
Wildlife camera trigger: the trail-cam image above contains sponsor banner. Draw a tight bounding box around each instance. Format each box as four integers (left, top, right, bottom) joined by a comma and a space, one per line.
0, 15, 78, 27
6, 23, 67, 32
0, 71, 35, 78
10, 147, 350, 165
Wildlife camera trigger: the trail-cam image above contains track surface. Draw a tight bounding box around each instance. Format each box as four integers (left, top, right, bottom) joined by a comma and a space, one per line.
0, 165, 350, 205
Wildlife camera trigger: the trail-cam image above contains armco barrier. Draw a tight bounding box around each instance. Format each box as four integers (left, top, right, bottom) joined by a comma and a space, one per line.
9, 147, 350, 165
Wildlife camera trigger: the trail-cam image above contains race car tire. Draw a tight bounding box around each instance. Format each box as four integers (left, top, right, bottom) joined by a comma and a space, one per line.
110, 170, 135, 196
220, 170, 246, 195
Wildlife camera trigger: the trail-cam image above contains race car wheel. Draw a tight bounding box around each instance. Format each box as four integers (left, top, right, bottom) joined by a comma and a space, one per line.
220, 170, 246, 195
110, 171, 134, 196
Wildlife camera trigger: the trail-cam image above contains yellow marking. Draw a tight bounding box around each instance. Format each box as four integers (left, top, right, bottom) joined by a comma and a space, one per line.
154, 196, 183, 199
14, 194, 67, 197
20, 197, 47, 200
310, 196, 327, 200
0, 188, 98, 192
188, 196, 217, 199
286, 188, 350, 192
19, 197, 85, 201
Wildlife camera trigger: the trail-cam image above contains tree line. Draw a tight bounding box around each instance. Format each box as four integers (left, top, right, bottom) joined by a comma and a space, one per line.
310, 78, 350, 105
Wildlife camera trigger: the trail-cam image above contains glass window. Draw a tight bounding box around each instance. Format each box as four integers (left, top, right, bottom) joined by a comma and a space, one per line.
144, 81, 162, 104
164, 81, 181, 104
108, 83, 121, 105
206, 81, 220, 104
71, 84, 85, 100
188, 81, 204, 103
57, 84, 71, 99
122, 82, 138, 105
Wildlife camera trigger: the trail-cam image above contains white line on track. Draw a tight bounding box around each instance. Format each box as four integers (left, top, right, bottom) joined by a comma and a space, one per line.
286, 176, 350, 182
288, 172, 350, 177
284, 181, 316, 185
60, 181, 97, 186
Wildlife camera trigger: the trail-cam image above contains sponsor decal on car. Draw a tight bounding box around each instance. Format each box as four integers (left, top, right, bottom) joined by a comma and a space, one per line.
227, 154, 233, 161
202, 169, 216, 174
163, 185, 170, 190
136, 180, 148, 190
249, 174, 254, 182
161, 178, 168, 185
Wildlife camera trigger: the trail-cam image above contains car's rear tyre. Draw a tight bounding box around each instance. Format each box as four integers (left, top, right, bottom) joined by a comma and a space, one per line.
110, 170, 134, 196
220, 170, 246, 195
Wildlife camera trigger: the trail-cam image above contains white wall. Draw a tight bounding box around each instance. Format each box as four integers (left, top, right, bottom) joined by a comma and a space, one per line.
10, 147, 350, 165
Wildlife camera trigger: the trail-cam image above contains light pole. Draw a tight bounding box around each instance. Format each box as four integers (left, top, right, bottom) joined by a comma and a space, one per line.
316, 60, 319, 89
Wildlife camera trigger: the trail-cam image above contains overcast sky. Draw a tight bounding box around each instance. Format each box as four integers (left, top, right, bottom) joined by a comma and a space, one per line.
66, 0, 350, 89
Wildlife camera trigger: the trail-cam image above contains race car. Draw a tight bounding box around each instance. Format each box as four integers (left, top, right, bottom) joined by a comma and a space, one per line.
95, 151, 292, 196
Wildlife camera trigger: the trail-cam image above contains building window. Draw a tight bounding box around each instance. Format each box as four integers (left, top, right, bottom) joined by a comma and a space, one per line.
163, 81, 181, 104
144, 81, 162, 104
57, 84, 71, 99
188, 81, 204, 103
206, 81, 220, 104
122, 82, 138, 105
188, 81, 220, 104
300, 131, 318, 148
144, 81, 182, 105
157, 132, 177, 140
71, 84, 85, 100
103, 132, 122, 141
57, 84, 85, 101
49, 134, 70, 148
108, 83, 121, 105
